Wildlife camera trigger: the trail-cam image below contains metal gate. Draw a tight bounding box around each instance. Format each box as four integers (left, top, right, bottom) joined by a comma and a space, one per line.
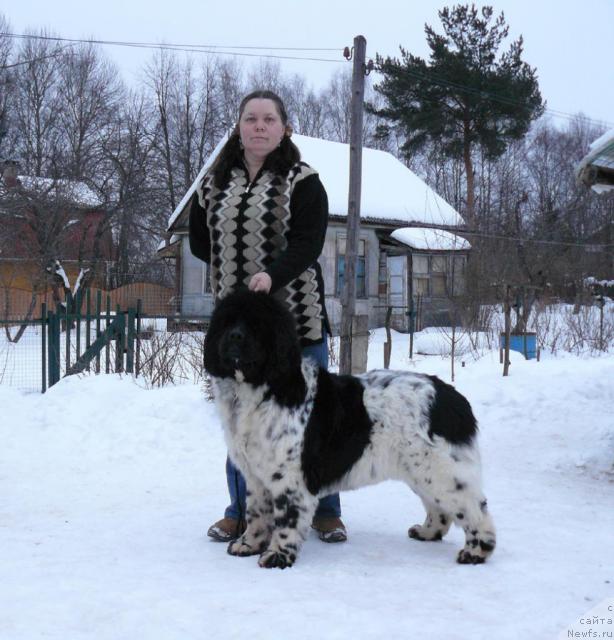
43, 290, 142, 392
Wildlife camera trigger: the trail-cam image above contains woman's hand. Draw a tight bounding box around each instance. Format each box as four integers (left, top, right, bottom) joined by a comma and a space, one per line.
248, 272, 272, 293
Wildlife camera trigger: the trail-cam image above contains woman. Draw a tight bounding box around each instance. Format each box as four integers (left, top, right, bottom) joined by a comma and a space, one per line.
189, 90, 347, 544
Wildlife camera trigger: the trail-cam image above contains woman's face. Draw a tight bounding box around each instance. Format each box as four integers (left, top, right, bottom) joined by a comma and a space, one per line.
238, 98, 286, 161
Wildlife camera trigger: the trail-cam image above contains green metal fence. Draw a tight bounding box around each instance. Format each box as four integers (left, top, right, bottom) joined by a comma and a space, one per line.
0, 289, 143, 393
43, 290, 142, 392
0, 316, 46, 393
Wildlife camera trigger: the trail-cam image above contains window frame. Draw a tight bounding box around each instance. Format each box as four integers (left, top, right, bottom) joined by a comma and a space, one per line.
410, 252, 467, 298
336, 234, 368, 299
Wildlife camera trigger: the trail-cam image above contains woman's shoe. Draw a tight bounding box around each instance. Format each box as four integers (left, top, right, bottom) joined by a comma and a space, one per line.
311, 516, 347, 543
206, 517, 246, 542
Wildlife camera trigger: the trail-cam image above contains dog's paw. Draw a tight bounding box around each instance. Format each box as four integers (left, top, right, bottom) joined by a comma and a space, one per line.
227, 537, 262, 557
456, 549, 487, 565
408, 525, 443, 541
258, 549, 295, 569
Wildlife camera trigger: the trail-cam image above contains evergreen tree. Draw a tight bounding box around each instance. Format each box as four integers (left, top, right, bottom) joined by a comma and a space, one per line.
373, 4, 544, 227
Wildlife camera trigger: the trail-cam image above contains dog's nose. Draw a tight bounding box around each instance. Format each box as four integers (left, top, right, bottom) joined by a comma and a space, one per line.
228, 326, 245, 344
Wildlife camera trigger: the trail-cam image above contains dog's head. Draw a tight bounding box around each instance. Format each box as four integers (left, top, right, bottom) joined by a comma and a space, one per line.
204, 289, 304, 395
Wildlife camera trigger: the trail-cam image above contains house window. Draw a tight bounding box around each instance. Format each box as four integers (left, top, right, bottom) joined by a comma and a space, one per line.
431, 256, 447, 273
413, 255, 429, 275
413, 276, 429, 296
412, 255, 429, 296
450, 256, 466, 295
431, 256, 447, 297
337, 237, 366, 298
431, 274, 447, 296
411, 254, 466, 298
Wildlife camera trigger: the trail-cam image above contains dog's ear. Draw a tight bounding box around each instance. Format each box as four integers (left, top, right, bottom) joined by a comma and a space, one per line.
264, 304, 306, 406
267, 310, 302, 371
203, 301, 228, 377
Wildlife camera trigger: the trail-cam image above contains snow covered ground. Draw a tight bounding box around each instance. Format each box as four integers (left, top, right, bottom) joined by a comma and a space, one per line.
1, 330, 613, 639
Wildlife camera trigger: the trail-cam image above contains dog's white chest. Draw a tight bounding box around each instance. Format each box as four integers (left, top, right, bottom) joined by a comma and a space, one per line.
213, 378, 304, 479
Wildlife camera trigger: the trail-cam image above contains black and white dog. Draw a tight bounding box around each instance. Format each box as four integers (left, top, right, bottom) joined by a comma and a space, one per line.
204, 289, 496, 569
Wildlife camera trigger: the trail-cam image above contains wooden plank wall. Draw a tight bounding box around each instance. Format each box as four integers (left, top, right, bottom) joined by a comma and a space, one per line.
1, 283, 175, 320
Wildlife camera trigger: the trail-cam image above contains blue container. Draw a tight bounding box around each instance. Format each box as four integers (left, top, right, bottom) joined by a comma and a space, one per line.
500, 333, 537, 360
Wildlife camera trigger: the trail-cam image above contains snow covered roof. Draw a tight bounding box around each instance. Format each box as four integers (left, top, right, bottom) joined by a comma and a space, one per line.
167, 133, 464, 231
166, 135, 230, 231
17, 175, 103, 208
576, 127, 614, 194
294, 135, 463, 226
391, 227, 471, 251
157, 234, 180, 252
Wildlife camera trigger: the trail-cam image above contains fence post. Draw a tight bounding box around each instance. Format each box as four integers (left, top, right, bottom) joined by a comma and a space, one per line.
408, 297, 415, 360
75, 289, 82, 363
503, 286, 512, 377
47, 311, 53, 387
54, 309, 61, 385
105, 295, 111, 374
48, 310, 61, 387
384, 306, 392, 369
95, 290, 102, 374
599, 301, 605, 351
86, 289, 91, 372
41, 303, 47, 393
135, 299, 142, 377
115, 305, 124, 373
65, 292, 72, 374
126, 307, 136, 374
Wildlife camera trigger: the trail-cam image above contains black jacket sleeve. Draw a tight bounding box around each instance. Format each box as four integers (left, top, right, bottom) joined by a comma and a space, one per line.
188, 192, 211, 263
264, 173, 329, 293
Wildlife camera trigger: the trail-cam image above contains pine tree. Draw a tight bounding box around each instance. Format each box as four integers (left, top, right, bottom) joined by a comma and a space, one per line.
373, 4, 544, 227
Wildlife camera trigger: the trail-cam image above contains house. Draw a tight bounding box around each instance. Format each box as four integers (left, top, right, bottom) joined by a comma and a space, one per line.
576, 129, 614, 280
159, 134, 469, 331
576, 127, 614, 193
0, 160, 114, 316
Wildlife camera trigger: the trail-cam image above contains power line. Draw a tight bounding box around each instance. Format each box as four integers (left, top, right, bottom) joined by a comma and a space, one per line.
458, 229, 614, 250
2, 32, 611, 127
0, 42, 76, 69
0, 32, 342, 51
0, 32, 344, 63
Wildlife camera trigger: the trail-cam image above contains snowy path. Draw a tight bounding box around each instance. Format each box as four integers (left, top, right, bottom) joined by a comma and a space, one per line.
1, 348, 613, 640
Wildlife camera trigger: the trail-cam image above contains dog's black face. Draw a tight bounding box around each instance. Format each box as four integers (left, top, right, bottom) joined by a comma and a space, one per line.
215, 316, 268, 382
204, 290, 305, 399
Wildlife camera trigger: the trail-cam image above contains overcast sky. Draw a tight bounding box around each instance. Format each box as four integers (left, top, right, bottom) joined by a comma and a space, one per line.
3, 0, 613, 129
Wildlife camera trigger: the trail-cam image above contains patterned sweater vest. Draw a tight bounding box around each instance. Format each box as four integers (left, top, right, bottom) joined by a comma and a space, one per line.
196, 162, 324, 343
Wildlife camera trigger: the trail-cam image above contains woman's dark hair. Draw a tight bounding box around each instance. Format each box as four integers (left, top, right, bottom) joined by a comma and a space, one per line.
210, 90, 301, 189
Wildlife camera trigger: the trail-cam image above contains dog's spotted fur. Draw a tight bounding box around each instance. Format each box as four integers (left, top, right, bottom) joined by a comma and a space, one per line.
204, 290, 496, 568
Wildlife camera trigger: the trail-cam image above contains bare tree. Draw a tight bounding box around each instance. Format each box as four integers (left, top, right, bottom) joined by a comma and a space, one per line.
246, 59, 285, 95
13, 31, 64, 175
322, 70, 388, 145
322, 69, 352, 143
0, 16, 14, 153
170, 56, 230, 194
145, 50, 178, 211
101, 89, 163, 283
194, 57, 222, 173
215, 58, 245, 129
145, 53, 245, 214
0, 174, 110, 339
55, 42, 121, 179
282, 75, 326, 138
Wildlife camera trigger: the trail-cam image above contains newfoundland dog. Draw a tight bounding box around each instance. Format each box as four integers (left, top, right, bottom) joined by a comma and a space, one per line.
204, 289, 496, 569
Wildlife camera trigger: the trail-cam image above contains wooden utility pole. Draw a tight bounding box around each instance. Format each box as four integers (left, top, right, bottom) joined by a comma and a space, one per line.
339, 35, 367, 375
503, 285, 512, 377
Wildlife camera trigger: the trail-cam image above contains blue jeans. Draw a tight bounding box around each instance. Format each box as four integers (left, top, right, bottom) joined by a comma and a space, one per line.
224, 336, 342, 520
